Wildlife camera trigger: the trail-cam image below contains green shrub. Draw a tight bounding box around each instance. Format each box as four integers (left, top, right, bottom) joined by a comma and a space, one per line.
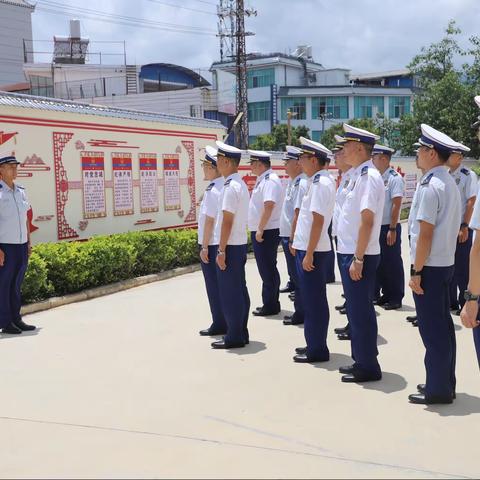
22, 252, 53, 303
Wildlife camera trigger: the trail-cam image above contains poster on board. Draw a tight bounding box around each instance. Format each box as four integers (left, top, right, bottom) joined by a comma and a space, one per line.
139, 153, 159, 214
112, 153, 134, 216
81, 151, 106, 219
163, 154, 181, 211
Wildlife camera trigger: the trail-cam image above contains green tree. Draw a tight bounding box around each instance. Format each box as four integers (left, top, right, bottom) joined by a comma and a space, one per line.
321, 118, 380, 150
250, 124, 310, 151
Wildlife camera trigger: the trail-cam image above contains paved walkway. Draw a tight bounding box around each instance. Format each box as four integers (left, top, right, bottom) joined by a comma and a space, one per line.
1, 228, 479, 479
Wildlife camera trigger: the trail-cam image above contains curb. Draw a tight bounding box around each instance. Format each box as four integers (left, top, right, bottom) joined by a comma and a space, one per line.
21, 252, 257, 317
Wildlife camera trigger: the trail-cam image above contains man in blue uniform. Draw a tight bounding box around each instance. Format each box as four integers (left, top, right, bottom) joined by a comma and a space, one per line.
212, 141, 251, 349
291, 138, 335, 363
372, 144, 405, 310
198, 146, 227, 337
447, 143, 477, 315
336, 124, 385, 383
0, 149, 36, 334
408, 124, 461, 405
279, 146, 308, 326
248, 150, 284, 317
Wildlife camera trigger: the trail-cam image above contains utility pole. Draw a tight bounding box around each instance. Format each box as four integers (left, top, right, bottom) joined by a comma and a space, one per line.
217, 0, 235, 62
319, 111, 332, 140
287, 109, 297, 145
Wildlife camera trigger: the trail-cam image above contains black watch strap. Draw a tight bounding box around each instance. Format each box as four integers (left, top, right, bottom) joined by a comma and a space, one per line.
410, 266, 423, 277
464, 290, 480, 302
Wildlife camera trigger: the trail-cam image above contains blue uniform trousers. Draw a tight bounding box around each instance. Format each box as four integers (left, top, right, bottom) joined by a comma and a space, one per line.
199, 245, 227, 333
375, 224, 405, 304
475, 305, 480, 370
326, 222, 335, 283
216, 244, 250, 345
280, 237, 304, 322
0, 243, 29, 329
295, 250, 330, 360
338, 254, 381, 375
449, 229, 473, 309
251, 229, 281, 311
414, 266, 456, 398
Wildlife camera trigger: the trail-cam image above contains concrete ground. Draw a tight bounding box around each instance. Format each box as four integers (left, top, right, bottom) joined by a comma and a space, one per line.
1, 227, 479, 479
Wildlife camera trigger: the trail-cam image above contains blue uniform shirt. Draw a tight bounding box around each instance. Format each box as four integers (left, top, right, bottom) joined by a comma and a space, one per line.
0, 180, 29, 244
381, 167, 405, 226
409, 166, 461, 267
449, 165, 478, 221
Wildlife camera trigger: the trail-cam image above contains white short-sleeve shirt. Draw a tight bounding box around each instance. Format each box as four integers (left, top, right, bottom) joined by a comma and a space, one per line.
409, 165, 461, 267
292, 170, 336, 252
0, 180, 29, 244
198, 176, 224, 245
213, 173, 249, 246
332, 169, 353, 237
381, 167, 405, 226
469, 184, 480, 230
337, 160, 385, 255
449, 165, 478, 221
248, 169, 284, 232
279, 173, 308, 237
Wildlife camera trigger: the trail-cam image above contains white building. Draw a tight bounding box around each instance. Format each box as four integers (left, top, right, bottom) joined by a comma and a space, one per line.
0, 0, 35, 86
211, 48, 414, 143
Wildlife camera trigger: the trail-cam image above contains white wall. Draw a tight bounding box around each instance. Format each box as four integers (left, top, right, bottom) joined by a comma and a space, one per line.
0, 1, 34, 85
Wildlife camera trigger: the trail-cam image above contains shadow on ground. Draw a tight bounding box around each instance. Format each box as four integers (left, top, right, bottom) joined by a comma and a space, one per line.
361, 371, 408, 394
425, 393, 480, 417
0, 327, 42, 340
227, 341, 267, 356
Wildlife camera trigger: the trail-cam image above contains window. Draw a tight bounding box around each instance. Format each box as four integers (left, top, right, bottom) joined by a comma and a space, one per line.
248, 101, 271, 122
247, 68, 275, 89
312, 96, 349, 119
281, 97, 307, 120
29, 75, 54, 97
389, 96, 411, 118
311, 131, 322, 142
354, 96, 384, 118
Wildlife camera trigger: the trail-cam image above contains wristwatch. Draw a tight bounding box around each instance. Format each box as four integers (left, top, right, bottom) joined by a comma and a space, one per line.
410, 266, 423, 277
217, 249, 225, 257
353, 255, 364, 264
460, 223, 469, 229
388, 226, 397, 232
464, 290, 480, 302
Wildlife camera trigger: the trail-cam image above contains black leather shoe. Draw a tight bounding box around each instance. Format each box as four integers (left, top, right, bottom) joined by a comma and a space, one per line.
335, 302, 346, 311
406, 315, 417, 322
411, 319, 419, 327
2, 323, 22, 335
295, 346, 307, 354
211, 339, 245, 349
384, 303, 402, 311
334, 325, 349, 334
283, 315, 292, 321
326, 278, 336, 284
408, 393, 453, 405
452, 309, 461, 316
13, 318, 36, 331
450, 304, 460, 312
417, 384, 455, 399
341, 371, 382, 383
288, 292, 295, 300
280, 284, 294, 293
253, 306, 281, 317
339, 364, 356, 374
254, 306, 262, 312
283, 316, 303, 325
375, 296, 389, 306
339, 307, 347, 315
199, 328, 227, 336
337, 332, 351, 341
293, 353, 329, 363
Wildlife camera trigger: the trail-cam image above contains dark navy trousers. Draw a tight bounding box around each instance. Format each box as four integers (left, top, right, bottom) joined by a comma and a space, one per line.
375, 224, 405, 304
252, 229, 281, 311
216, 244, 250, 345
326, 222, 335, 283
280, 237, 304, 322
449, 229, 473, 309
199, 245, 227, 333
0, 243, 29, 329
338, 253, 381, 375
295, 250, 330, 360
474, 322, 480, 370
414, 266, 456, 398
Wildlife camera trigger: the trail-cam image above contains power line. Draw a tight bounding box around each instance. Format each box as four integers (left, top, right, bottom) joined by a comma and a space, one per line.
145, 0, 217, 16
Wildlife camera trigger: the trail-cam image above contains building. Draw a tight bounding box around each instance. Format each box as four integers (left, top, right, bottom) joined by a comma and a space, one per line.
210, 48, 414, 144
0, 0, 35, 86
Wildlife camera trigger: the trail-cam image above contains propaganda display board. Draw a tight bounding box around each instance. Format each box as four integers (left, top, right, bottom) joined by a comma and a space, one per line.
112, 153, 134, 216
81, 152, 106, 219
139, 153, 159, 214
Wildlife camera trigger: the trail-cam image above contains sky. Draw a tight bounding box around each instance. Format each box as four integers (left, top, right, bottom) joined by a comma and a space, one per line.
30, 0, 480, 78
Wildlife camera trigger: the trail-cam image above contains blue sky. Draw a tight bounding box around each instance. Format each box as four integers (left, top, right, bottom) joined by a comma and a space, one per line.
30, 0, 480, 75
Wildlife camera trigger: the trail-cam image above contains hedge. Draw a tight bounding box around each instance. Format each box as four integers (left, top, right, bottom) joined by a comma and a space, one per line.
22, 229, 199, 304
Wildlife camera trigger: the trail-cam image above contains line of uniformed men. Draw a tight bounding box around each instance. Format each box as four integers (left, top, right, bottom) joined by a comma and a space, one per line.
198, 106, 480, 405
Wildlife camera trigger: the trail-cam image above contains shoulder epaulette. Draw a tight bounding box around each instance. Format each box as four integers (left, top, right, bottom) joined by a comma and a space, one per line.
0, 184, 2, 189
421, 173, 433, 186
294, 177, 301, 187
224, 179, 232, 187
461, 168, 470, 176
265, 173, 270, 180
390, 169, 398, 176
17, 184, 24, 190
344, 179, 350, 188
206, 182, 214, 192
361, 165, 368, 176
313, 173, 321, 184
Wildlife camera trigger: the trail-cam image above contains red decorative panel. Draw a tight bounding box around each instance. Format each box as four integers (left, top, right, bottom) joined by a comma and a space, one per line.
181, 140, 196, 223
53, 132, 79, 240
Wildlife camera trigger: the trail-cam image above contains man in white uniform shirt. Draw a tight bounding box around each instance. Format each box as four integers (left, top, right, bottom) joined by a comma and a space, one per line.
211, 141, 251, 349
447, 142, 477, 315
198, 146, 227, 338
279, 146, 308, 326
336, 124, 385, 383
408, 124, 461, 405
372, 144, 405, 311
248, 150, 284, 317
291, 138, 335, 363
